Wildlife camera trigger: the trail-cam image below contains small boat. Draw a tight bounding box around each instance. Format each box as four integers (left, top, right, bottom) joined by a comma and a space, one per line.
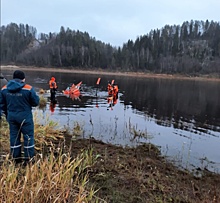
62, 81, 82, 98
62, 88, 70, 95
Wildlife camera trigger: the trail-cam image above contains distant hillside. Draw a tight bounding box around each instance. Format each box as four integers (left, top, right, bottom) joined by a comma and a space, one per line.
1, 20, 220, 76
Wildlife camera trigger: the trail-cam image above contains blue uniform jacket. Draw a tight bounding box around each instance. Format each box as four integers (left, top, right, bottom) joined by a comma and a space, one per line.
0, 79, 39, 119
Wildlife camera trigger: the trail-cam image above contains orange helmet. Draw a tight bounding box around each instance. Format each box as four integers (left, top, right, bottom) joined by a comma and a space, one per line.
51, 77, 55, 81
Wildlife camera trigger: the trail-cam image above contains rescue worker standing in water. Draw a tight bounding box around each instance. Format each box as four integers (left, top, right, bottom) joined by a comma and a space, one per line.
49, 77, 58, 102
0, 70, 39, 164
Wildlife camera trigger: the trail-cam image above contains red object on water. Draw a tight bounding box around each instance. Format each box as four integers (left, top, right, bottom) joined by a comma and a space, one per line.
96, 78, 101, 85
50, 102, 56, 113
62, 81, 82, 101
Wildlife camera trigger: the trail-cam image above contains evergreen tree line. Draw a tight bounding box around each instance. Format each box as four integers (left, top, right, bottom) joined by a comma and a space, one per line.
1, 20, 220, 75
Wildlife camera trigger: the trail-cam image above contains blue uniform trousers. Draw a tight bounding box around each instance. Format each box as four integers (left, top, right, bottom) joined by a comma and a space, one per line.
8, 113, 35, 161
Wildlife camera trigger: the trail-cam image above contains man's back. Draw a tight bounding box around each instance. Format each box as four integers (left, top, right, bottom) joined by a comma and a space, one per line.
1, 79, 39, 116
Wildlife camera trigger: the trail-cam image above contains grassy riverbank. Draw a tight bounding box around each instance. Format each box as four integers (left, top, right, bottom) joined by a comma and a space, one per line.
0, 111, 220, 203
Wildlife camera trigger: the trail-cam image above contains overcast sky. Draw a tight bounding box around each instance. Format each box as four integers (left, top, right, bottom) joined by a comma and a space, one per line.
1, 0, 220, 47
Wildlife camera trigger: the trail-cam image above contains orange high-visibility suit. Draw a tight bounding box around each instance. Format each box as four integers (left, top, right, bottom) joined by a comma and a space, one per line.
49, 77, 58, 102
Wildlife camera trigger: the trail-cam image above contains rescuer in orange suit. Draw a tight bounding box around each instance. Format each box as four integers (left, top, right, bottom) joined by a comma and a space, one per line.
49, 77, 58, 102
107, 83, 114, 96
113, 84, 119, 97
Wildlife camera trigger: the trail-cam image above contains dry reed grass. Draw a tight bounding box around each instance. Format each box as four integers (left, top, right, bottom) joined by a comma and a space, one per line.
0, 111, 105, 203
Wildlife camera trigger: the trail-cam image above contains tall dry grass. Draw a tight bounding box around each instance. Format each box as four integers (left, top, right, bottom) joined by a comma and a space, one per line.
0, 111, 105, 203
0, 149, 103, 202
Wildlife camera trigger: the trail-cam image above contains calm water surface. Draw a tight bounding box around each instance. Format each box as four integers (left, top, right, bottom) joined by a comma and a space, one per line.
2, 69, 220, 173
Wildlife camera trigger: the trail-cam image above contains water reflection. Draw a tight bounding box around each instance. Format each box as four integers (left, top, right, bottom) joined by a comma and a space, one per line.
49, 101, 57, 113
121, 77, 220, 134
1, 69, 220, 173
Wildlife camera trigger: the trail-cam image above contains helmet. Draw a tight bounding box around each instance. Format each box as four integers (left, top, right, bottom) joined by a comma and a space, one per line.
51, 77, 55, 80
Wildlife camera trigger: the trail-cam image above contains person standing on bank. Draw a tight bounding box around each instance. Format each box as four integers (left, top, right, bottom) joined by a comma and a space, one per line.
0, 70, 39, 164
49, 77, 58, 102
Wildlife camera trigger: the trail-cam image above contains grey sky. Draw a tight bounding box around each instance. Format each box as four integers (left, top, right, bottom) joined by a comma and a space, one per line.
1, 0, 220, 47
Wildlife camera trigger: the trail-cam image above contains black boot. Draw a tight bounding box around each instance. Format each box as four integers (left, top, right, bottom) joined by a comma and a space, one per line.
14, 158, 22, 165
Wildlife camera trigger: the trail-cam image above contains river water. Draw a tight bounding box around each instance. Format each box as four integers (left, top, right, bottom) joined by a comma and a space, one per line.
2, 69, 220, 173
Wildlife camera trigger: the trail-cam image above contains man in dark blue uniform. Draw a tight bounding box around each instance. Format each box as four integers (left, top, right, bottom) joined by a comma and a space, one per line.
0, 70, 39, 164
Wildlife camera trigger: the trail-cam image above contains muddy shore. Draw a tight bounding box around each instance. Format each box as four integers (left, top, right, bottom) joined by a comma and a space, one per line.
69, 138, 220, 202
1, 65, 220, 82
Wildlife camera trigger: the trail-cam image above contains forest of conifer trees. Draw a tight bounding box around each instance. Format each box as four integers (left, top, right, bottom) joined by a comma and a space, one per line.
1, 20, 220, 76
